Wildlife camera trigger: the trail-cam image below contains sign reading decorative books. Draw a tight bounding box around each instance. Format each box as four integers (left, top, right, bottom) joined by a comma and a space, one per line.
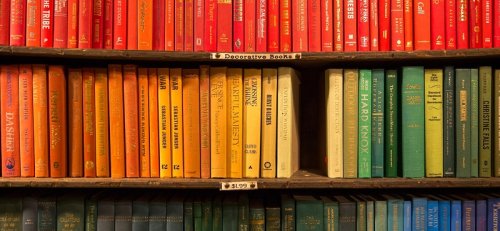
210, 53, 302, 60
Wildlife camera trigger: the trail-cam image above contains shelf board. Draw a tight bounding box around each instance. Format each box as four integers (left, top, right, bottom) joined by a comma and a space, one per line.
0, 170, 499, 189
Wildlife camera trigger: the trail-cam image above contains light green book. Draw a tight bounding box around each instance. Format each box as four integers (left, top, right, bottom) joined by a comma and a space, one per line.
358, 69, 372, 178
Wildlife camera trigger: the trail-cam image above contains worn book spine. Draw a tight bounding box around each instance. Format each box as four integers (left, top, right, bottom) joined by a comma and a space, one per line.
138, 68, 150, 177
431, 0, 445, 49
78, 0, 92, 48
356, 198, 366, 231
174, 0, 183, 50
132, 197, 149, 231
358, 69, 372, 178
456, 0, 468, 49
85, 199, 97, 231
183, 69, 201, 178
479, 66, 492, 177
166, 196, 184, 230
103, 0, 113, 48
443, 66, 455, 177
95, 68, 109, 178
26, 0, 41, 47
249, 202, 265, 230
152, 0, 165, 50
53, 0, 68, 47
41, 0, 53, 47
1, 65, 20, 177
184, 199, 194, 231
165, 0, 174, 50
482, 0, 492, 48
210, 67, 228, 178
371, 69, 384, 177
123, 65, 140, 178
148, 68, 159, 177
344, 69, 359, 178
19, 65, 34, 177
193, 199, 202, 231
201, 197, 213, 231
92, 0, 104, 48
227, 68, 243, 178
57, 196, 85, 231
158, 68, 172, 178
265, 207, 280, 231
149, 197, 167, 230
370, 0, 379, 51
325, 69, 343, 178
66, 0, 77, 48
82, 68, 96, 177
48, 65, 67, 177
281, 194, 295, 231
200, 66, 210, 178
184, 0, 194, 51
427, 200, 439, 231
378, 0, 390, 51
137, 0, 153, 50
411, 198, 427, 231
385, 70, 398, 177
68, 69, 83, 177
37, 197, 56, 230
193, 0, 203, 51
308, 0, 321, 51
375, 200, 388, 231
296, 196, 324, 230
237, 194, 249, 230
471, 69, 479, 177
217, 0, 232, 51
424, 69, 444, 177
261, 69, 278, 178
476, 199, 487, 231
108, 64, 125, 178
203, 0, 216, 51
23, 197, 37, 231
170, 68, 184, 177
96, 199, 114, 231
387, 199, 404, 231
456, 68, 471, 178
33, 65, 49, 177
438, 200, 451, 231
243, 69, 262, 178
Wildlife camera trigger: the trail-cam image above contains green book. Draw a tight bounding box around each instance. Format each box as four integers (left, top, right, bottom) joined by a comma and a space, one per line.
57, 195, 85, 231
281, 194, 295, 231
295, 195, 324, 231
358, 69, 372, 178
385, 70, 399, 177
202, 196, 213, 231
38, 196, 57, 231
402, 66, 425, 178
479, 66, 492, 177
321, 196, 339, 231
353, 196, 367, 231
375, 200, 387, 231
471, 68, 479, 177
184, 197, 194, 231
238, 194, 249, 231
265, 206, 280, 231
222, 195, 238, 231
249, 198, 265, 231
212, 196, 222, 231
0, 196, 22, 231
193, 198, 202, 231
372, 69, 385, 178
366, 200, 374, 231
456, 68, 471, 178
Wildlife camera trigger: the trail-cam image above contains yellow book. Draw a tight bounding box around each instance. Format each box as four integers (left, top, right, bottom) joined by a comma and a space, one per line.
183, 69, 201, 178
94, 68, 110, 177
425, 69, 444, 177
243, 68, 262, 178
170, 68, 184, 178
325, 69, 343, 178
210, 67, 228, 178
158, 68, 172, 178
227, 68, 243, 178
261, 69, 278, 178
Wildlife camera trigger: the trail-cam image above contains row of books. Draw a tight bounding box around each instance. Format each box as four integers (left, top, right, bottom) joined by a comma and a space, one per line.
3, 191, 500, 231
325, 67, 500, 179
3, 0, 500, 51
0, 65, 300, 179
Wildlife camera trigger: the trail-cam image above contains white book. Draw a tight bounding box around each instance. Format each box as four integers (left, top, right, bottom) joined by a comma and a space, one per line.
326, 69, 343, 178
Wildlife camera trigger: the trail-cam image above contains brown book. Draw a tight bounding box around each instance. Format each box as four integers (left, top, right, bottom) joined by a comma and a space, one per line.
108, 64, 126, 178
68, 68, 83, 177
183, 69, 201, 178
148, 68, 160, 177
1, 65, 20, 177
199, 65, 210, 178
19, 65, 34, 177
95, 68, 110, 177
124, 64, 140, 177
82, 68, 96, 177
48, 65, 67, 177
33, 65, 50, 177
138, 68, 150, 177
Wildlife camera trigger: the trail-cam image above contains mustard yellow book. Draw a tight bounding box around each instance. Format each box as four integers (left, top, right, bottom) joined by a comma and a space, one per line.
243, 68, 262, 178
261, 68, 278, 178
210, 67, 228, 178
170, 68, 184, 178
325, 69, 343, 178
227, 68, 244, 178
183, 69, 201, 178
158, 68, 172, 178
94, 68, 110, 177
425, 69, 444, 177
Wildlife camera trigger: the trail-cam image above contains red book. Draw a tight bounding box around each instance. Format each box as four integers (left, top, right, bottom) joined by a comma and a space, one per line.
457, 0, 468, 49
445, 0, 456, 49
233, 0, 244, 51
67, 0, 78, 48
268, 0, 279, 51
10, 0, 26, 46
379, 0, 390, 51
370, 0, 378, 50
308, 0, 321, 52
165, 0, 174, 50
92, 0, 103, 48
204, 0, 216, 51
185, 0, 194, 51
53, 0, 68, 48
128, 0, 138, 49
175, 0, 184, 51
1, 65, 20, 177
245, 0, 256, 51
217, 0, 232, 51
78, 0, 92, 48
333, 0, 343, 51
0, 0, 9, 45
256, 0, 267, 52
113, 0, 126, 49
41, 0, 53, 47
321, 0, 333, 51
469, 0, 481, 48
26, 0, 41, 47
482, 0, 492, 47
280, 0, 291, 51
103, 0, 113, 48
293, 0, 308, 51
153, 0, 166, 50
194, 0, 204, 51
358, 0, 369, 51
404, 0, 413, 50
19, 65, 34, 177
494, 0, 500, 46
391, 0, 404, 51
344, 0, 357, 51
414, 0, 430, 50
431, 0, 445, 49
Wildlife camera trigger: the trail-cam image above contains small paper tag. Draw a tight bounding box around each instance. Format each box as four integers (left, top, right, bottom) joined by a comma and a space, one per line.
210, 53, 301, 60
220, 181, 258, 191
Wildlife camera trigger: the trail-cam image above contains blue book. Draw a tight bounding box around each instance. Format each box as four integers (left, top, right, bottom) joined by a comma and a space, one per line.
412, 197, 427, 231
404, 201, 412, 231
387, 198, 404, 231
462, 200, 475, 231
427, 200, 439, 231
450, 200, 461, 231
476, 199, 487, 231
487, 197, 500, 231
438, 200, 450, 231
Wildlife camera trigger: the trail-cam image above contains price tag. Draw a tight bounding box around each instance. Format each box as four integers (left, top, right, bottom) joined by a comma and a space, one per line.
220, 181, 258, 191
210, 53, 301, 60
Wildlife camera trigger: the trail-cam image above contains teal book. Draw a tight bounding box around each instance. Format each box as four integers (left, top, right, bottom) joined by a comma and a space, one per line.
358, 69, 372, 178
202, 196, 213, 231
281, 194, 295, 231
238, 194, 249, 231
334, 195, 356, 231
265, 206, 280, 231
375, 199, 387, 231
166, 194, 184, 231
0, 196, 22, 231
249, 198, 265, 231
184, 197, 194, 231
321, 196, 339, 231
371, 69, 385, 178
57, 195, 85, 231
295, 195, 324, 231
222, 195, 238, 231
38, 196, 56, 231
212, 196, 222, 231
131, 195, 149, 231
22, 196, 37, 231
385, 69, 399, 177
479, 66, 492, 177
193, 198, 202, 231
471, 68, 479, 177
114, 198, 132, 231
386, 198, 404, 231
456, 68, 471, 178
402, 66, 425, 178
149, 195, 167, 231
84, 196, 97, 231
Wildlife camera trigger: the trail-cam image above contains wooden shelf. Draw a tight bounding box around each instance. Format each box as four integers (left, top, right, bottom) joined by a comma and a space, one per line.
0, 170, 499, 189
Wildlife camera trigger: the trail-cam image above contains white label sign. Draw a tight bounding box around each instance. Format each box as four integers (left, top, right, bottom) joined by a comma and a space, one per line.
220, 181, 258, 191
210, 53, 301, 60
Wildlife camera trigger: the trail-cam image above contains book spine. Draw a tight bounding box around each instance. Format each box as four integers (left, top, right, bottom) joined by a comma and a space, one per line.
339, 202, 356, 230
103, 0, 112, 48
479, 66, 492, 177
261, 69, 278, 178
19, 65, 34, 177
108, 64, 125, 178
256, 0, 267, 51
333, 0, 343, 51
424, 69, 444, 177
427, 201, 439, 231
204, 0, 216, 51
233, 0, 244, 51
132, 199, 149, 230
391, 0, 404, 50
184, 200, 194, 231
200, 66, 210, 178
385, 70, 398, 177
184, 0, 194, 51
308, 0, 321, 51
94, 68, 109, 177
127, 0, 138, 49
165, 0, 174, 50
0, 0, 7, 45
166, 199, 184, 230
26, 0, 41, 46
379, 0, 390, 51
174, 0, 184, 51
477, 200, 487, 231
22, 197, 37, 231
96, 200, 114, 231
370, 0, 378, 50
280, 0, 291, 51
77, 0, 92, 48
32, 65, 49, 177
268, 0, 279, 51
1, 65, 20, 177
431, 0, 445, 49
149, 198, 167, 230
265, 207, 280, 230
358, 69, 372, 178
470, 0, 482, 48
358, 0, 369, 51
456, 68, 471, 178
228, 68, 243, 178
244, 0, 256, 51
443, 67, 455, 177
462, 201, 476, 231
38, 198, 57, 230
10, 0, 26, 46
115, 201, 132, 231
371, 69, 384, 178
194, 0, 204, 51
403, 201, 412, 231
210, 67, 228, 178
293, 0, 308, 51
375, 201, 387, 231
495, 70, 500, 176
183, 69, 201, 178
92, 0, 104, 48
483, 0, 492, 47
170, 68, 184, 177
158, 68, 172, 178
123, 65, 139, 177
404, 0, 413, 50
321, 0, 333, 51
83, 69, 96, 177
326, 69, 343, 178
445, 0, 456, 49
471, 69, 479, 177
217, 0, 232, 51
388, 200, 404, 231
68, 69, 83, 177
57, 197, 85, 231
48, 65, 67, 177
343, 69, 359, 178
487, 199, 500, 230
137, 0, 153, 50
66, 0, 77, 48
138, 68, 150, 177
495, 0, 500, 46
112, 0, 126, 49
41, 0, 54, 47
412, 198, 427, 231
152, 0, 165, 50
281, 195, 295, 231
438, 201, 451, 231
344, 0, 357, 51
457, 0, 468, 49
148, 68, 159, 177
243, 69, 262, 178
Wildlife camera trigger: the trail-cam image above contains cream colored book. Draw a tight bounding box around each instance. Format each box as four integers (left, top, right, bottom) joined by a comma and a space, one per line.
210, 67, 228, 178
325, 69, 343, 178
425, 69, 444, 177
243, 68, 262, 178
227, 68, 243, 178
260, 69, 278, 178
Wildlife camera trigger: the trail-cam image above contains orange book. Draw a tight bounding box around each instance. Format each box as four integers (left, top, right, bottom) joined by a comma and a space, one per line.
210, 67, 228, 178
138, 68, 150, 177
33, 64, 49, 177
26, 0, 41, 46
128, 0, 138, 49
95, 68, 109, 177
148, 68, 160, 177
138, 0, 153, 49
68, 68, 83, 177
200, 65, 211, 178
108, 64, 126, 178
67, 0, 78, 47
19, 65, 34, 177
48, 65, 67, 177
227, 68, 243, 178
165, 0, 175, 50
158, 68, 172, 178
124, 64, 139, 177
82, 68, 96, 177
1, 65, 20, 177
170, 68, 184, 177
183, 69, 200, 178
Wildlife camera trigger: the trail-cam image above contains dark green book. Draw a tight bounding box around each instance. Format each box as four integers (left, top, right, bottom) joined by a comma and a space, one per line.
238, 194, 249, 231
402, 66, 425, 178
212, 196, 222, 231
131, 195, 149, 231
57, 195, 85, 231
295, 195, 324, 231
265, 206, 280, 231
352, 196, 366, 231
166, 194, 184, 231
184, 197, 194, 231
38, 196, 56, 231
334, 195, 356, 231
321, 196, 339, 231
249, 198, 265, 231
193, 198, 202, 231
443, 66, 455, 177
96, 197, 114, 231
372, 69, 385, 178
0, 196, 22, 231
202, 195, 213, 231
149, 195, 167, 231
84, 196, 97, 231
471, 68, 479, 177
222, 195, 238, 231
281, 194, 295, 231
22, 196, 37, 231
358, 69, 372, 178
385, 69, 399, 177
479, 66, 492, 177
456, 68, 471, 178
114, 198, 132, 231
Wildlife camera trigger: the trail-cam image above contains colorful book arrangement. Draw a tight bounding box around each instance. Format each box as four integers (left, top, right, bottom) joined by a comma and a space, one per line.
3, 0, 500, 51
325, 66, 500, 178
0, 65, 300, 178
2, 191, 500, 230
